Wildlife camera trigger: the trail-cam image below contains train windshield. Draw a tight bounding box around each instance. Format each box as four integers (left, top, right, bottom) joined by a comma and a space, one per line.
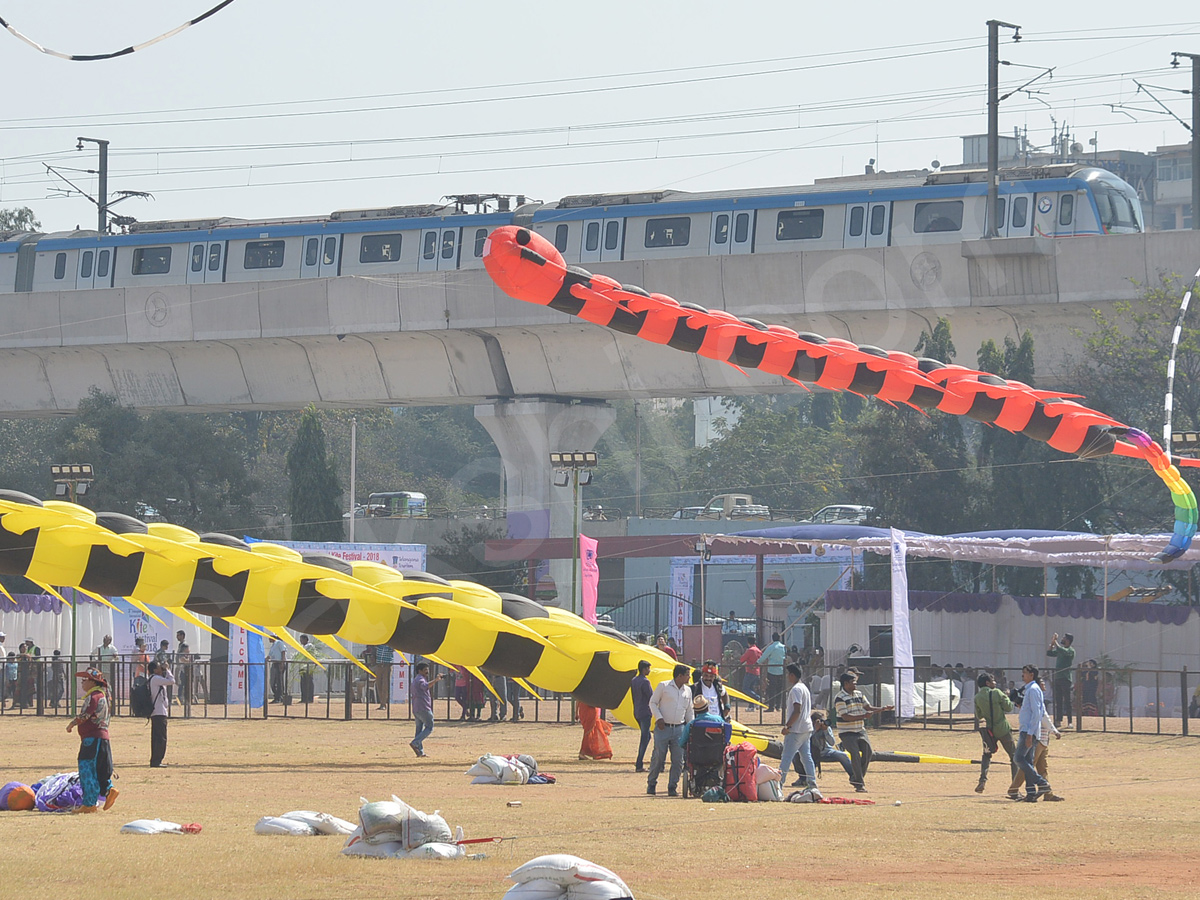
1080, 169, 1143, 234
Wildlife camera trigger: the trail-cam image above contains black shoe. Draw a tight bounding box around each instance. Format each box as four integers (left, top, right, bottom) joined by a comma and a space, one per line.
855, 785, 868, 793
975, 781, 986, 794
1021, 792, 1040, 802
667, 789, 679, 797
634, 766, 645, 773
646, 786, 656, 796
790, 779, 806, 787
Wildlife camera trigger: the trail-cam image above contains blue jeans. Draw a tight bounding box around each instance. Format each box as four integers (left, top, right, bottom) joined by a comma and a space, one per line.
647, 723, 684, 792
635, 715, 652, 769
742, 673, 760, 701
819, 747, 855, 781
413, 710, 434, 751
779, 730, 817, 787
1014, 731, 1048, 793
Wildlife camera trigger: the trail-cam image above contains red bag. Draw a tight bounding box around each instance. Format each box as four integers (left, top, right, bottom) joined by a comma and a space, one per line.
724, 741, 760, 802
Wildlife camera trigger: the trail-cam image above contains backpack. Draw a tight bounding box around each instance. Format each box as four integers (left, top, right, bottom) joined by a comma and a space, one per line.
724, 741, 760, 802
130, 675, 153, 719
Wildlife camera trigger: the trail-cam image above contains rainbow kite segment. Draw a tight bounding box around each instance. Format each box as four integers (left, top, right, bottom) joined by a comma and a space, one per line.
482, 225, 1197, 563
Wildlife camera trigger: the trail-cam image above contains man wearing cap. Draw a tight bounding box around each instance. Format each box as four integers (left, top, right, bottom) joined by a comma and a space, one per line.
778, 664, 819, 797
691, 660, 730, 722
804, 711, 855, 786
646, 664, 695, 797
66, 667, 118, 813
834, 670, 892, 793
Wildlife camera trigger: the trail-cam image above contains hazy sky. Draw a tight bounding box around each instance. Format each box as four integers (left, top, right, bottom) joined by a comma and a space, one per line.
1, 2, 1197, 233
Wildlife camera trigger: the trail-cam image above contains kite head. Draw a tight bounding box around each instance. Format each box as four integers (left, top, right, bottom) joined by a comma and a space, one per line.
482, 226, 566, 305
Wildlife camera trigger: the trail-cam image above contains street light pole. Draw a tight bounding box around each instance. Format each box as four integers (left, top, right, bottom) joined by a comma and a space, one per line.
986, 19, 1021, 238
1172, 52, 1200, 230
550, 451, 598, 618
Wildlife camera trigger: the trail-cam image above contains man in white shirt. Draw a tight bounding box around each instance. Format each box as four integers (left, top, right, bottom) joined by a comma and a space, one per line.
646, 664, 695, 797
779, 664, 819, 796
148, 660, 177, 768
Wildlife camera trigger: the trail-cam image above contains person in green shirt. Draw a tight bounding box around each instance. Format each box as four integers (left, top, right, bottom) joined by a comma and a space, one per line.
973, 671, 1016, 795
1046, 632, 1076, 727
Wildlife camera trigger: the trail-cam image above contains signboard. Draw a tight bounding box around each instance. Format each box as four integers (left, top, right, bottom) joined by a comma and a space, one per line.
273, 540, 427, 572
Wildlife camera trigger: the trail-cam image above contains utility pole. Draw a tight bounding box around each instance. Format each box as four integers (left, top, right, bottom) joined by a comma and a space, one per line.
77, 136, 110, 233
1172, 52, 1200, 230
986, 20, 1021, 238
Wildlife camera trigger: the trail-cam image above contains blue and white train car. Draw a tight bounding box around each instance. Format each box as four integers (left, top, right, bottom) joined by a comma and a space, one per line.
528, 165, 1144, 264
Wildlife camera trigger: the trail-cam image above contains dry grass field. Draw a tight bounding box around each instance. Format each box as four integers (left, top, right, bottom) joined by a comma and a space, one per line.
2, 713, 1199, 900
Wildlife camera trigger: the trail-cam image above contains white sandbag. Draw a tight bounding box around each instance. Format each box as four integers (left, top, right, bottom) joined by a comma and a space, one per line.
403, 841, 466, 859
755, 764, 781, 785
255, 816, 317, 835
280, 810, 356, 835
502, 879, 569, 900
509, 855, 629, 893
466, 761, 495, 778
757, 780, 783, 802
121, 819, 185, 835
358, 796, 451, 849
787, 787, 820, 803
471, 774, 502, 785
343, 837, 406, 857
565, 881, 634, 900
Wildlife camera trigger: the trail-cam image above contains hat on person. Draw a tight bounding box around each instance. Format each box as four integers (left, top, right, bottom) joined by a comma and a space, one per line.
692, 695, 710, 712
701, 663, 718, 677
76, 666, 108, 687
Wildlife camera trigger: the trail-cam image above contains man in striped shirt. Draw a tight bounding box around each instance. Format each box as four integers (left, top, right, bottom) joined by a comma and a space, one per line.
834, 671, 892, 793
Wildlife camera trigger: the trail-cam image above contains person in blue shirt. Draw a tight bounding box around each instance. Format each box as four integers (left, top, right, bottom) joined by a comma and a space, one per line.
759, 633, 788, 712
631, 660, 654, 772
1014, 664, 1053, 801
680, 695, 732, 748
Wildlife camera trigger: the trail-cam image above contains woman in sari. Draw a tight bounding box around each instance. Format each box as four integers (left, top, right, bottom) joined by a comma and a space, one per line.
577, 701, 613, 760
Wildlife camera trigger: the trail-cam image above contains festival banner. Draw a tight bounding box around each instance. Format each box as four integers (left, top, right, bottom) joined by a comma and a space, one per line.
890, 527, 916, 720
272, 540, 427, 572
580, 533, 599, 625
227, 624, 248, 705
668, 561, 694, 646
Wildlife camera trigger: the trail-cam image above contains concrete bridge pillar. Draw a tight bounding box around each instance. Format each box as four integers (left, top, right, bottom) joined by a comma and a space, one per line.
474, 399, 616, 608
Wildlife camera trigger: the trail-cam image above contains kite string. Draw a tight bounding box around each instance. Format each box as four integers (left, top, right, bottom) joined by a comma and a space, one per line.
1163, 264, 1200, 459
0, 1, 236, 62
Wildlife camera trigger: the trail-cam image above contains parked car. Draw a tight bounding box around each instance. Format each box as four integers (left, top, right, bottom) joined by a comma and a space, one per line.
670, 506, 705, 520
802, 504, 874, 525
697, 493, 770, 520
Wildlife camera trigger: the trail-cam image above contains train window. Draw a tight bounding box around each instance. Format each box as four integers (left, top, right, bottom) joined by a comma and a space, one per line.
554, 224, 569, 252
97, 250, 110, 279
604, 220, 620, 251
244, 240, 285, 270
360, 234, 402, 263
585, 222, 600, 252
305, 238, 319, 267
996, 198, 1006, 227
81, 251, 94, 279
191, 245, 205, 273
323, 237, 337, 266
1012, 197, 1028, 229
440, 230, 456, 260
208, 244, 222, 272
869, 205, 887, 235
913, 201, 963, 234
54, 253, 67, 279
132, 246, 172, 275
734, 212, 750, 243
848, 207, 864, 237
474, 228, 487, 258
776, 209, 824, 241
714, 214, 730, 244
1059, 194, 1074, 226
645, 216, 691, 248
423, 231, 437, 260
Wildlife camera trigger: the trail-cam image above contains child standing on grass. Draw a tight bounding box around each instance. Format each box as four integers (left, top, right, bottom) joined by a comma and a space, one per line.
66, 666, 118, 813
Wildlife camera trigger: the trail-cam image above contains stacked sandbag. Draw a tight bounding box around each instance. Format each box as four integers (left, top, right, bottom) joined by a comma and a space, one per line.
0, 782, 36, 811
255, 810, 356, 836
755, 763, 783, 802
466, 754, 533, 785
504, 855, 634, 900
341, 796, 464, 859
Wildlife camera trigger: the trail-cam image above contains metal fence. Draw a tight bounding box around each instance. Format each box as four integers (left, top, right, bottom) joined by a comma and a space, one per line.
4, 654, 1197, 737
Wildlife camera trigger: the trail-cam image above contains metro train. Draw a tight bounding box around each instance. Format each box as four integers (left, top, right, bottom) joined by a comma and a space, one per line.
0, 164, 1143, 294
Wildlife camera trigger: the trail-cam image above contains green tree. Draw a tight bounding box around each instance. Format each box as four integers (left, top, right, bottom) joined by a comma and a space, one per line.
431, 523, 524, 592
0, 207, 40, 232
285, 406, 343, 541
